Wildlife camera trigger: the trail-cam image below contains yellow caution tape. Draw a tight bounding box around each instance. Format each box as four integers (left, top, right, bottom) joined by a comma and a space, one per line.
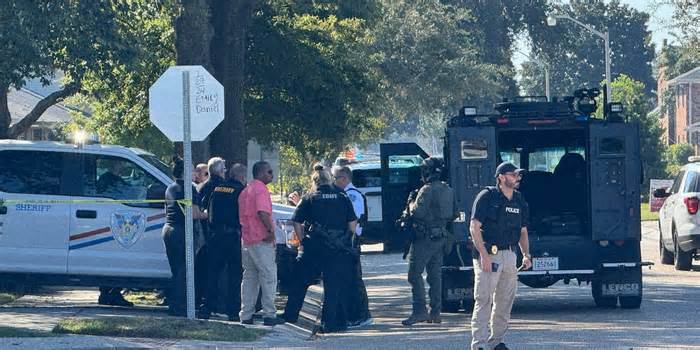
0, 199, 193, 206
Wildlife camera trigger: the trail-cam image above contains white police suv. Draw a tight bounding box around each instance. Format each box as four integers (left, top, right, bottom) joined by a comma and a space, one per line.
0, 140, 293, 290
656, 157, 700, 271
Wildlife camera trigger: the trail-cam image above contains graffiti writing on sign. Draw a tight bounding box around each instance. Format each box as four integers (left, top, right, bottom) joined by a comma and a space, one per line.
194, 71, 220, 114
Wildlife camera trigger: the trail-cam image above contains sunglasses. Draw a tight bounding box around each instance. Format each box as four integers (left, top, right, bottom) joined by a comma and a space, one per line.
267, 170, 274, 175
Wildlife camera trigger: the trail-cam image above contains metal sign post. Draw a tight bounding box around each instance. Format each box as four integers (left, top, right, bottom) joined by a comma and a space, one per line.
149, 65, 224, 320
181, 70, 196, 319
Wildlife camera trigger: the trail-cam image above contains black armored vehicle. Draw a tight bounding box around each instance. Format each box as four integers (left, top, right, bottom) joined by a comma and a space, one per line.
381, 88, 648, 312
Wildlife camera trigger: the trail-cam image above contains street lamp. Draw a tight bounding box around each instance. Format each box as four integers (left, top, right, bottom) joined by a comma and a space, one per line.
515, 49, 550, 101
547, 14, 611, 99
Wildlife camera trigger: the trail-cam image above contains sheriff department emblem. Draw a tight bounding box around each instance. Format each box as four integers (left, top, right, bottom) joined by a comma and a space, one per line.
110, 211, 146, 248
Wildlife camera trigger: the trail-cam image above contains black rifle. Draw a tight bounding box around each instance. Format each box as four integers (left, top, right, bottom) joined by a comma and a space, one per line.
397, 189, 419, 260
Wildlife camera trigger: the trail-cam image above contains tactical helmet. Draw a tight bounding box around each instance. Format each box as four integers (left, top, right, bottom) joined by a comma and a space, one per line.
421, 157, 443, 181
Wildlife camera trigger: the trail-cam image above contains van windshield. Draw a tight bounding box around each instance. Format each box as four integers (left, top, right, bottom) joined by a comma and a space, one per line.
139, 154, 173, 178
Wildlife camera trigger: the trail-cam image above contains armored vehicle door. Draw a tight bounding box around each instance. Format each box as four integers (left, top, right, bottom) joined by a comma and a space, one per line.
379, 143, 428, 249
446, 126, 496, 241
589, 123, 641, 240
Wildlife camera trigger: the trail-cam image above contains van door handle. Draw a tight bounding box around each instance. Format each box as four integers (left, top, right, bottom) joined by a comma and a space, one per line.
0, 206, 6, 215
76, 210, 97, 219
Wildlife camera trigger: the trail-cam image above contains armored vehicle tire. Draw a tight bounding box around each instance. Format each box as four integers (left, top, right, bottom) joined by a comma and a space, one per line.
659, 233, 674, 265
619, 296, 642, 309
442, 300, 461, 313
673, 234, 693, 271
592, 280, 617, 308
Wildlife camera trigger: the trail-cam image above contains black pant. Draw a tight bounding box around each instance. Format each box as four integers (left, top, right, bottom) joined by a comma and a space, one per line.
163, 223, 186, 314
283, 238, 323, 321
321, 252, 353, 332
203, 225, 242, 317
346, 253, 371, 324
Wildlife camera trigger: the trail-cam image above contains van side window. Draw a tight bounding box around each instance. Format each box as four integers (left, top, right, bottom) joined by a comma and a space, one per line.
671, 171, 685, 194
80, 155, 161, 206
683, 171, 698, 193
0, 150, 64, 195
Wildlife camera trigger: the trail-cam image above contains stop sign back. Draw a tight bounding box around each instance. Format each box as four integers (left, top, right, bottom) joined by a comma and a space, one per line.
149, 66, 224, 142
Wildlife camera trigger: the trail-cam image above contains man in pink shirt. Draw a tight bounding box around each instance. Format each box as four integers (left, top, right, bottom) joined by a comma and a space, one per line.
238, 161, 285, 326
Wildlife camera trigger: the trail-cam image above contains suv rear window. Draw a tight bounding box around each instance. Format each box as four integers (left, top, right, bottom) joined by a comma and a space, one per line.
683, 171, 700, 193
0, 150, 65, 195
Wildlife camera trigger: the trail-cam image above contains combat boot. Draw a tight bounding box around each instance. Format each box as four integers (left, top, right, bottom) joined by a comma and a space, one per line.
401, 313, 429, 326
427, 313, 441, 324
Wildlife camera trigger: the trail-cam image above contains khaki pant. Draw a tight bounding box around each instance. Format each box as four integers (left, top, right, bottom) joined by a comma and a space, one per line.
470, 249, 518, 350
240, 242, 277, 320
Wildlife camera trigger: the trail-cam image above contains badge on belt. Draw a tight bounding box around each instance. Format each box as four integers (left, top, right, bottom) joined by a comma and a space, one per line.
490, 245, 498, 254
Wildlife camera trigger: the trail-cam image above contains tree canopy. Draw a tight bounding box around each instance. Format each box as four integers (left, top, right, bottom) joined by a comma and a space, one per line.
0, 0, 137, 139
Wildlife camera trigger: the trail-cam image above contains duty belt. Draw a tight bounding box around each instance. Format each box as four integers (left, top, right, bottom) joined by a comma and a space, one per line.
487, 243, 517, 255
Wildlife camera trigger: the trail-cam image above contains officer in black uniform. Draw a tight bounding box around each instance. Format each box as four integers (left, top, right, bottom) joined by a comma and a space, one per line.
469, 162, 532, 350
198, 158, 247, 321
286, 165, 358, 333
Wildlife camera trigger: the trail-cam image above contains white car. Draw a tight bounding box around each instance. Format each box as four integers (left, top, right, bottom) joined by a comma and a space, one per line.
656, 160, 700, 270
0, 140, 293, 289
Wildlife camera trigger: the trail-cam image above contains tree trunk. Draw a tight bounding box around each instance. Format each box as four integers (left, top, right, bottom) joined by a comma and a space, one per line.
175, 0, 215, 163
0, 84, 10, 139
208, 0, 254, 166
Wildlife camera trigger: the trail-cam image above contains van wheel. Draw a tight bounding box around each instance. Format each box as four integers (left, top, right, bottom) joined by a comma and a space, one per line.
673, 232, 693, 271
592, 280, 617, 308
659, 230, 674, 265
619, 296, 642, 309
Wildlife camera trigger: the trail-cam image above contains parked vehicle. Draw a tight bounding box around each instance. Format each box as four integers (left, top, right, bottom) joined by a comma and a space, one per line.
0, 140, 294, 291
655, 158, 700, 270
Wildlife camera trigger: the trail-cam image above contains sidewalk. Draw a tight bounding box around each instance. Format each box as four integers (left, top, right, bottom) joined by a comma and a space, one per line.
0, 288, 310, 350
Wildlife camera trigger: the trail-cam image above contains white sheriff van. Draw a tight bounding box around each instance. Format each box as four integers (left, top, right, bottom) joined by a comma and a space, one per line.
0, 140, 294, 290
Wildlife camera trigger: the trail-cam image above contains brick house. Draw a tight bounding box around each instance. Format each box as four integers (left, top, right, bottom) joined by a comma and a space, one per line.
658, 65, 700, 146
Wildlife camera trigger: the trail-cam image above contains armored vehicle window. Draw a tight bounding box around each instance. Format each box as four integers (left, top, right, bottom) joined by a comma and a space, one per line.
78, 154, 162, 206
461, 139, 487, 159
682, 171, 699, 193
671, 171, 685, 194
0, 150, 64, 195
530, 147, 585, 172
599, 137, 625, 155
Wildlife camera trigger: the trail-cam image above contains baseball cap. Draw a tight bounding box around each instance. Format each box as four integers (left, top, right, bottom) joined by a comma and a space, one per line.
494, 162, 525, 178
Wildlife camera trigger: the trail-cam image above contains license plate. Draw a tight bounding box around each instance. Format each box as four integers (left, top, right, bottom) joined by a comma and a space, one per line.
602, 283, 640, 296
532, 257, 559, 271
445, 288, 472, 300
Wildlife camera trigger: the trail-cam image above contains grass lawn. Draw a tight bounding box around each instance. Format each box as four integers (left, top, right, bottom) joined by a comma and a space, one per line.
0, 326, 52, 338
641, 202, 659, 222
53, 316, 268, 342
0, 293, 21, 306
123, 290, 163, 306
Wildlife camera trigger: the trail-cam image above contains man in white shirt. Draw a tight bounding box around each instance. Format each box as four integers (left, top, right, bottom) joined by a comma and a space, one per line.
332, 165, 372, 327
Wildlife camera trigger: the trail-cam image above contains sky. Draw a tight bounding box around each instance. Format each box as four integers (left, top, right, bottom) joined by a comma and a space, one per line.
512, 0, 676, 69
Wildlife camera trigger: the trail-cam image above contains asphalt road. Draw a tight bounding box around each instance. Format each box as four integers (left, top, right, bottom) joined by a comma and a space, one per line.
311, 221, 700, 349
1, 221, 698, 349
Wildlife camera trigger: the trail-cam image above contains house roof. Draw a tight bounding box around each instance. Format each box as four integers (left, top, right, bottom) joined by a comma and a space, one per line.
8, 88, 72, 126
667, 66, 700, 86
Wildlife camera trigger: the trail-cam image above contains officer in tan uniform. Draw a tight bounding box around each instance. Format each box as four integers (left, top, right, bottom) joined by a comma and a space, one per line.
469, 162, 532, 350
402, 157, 456, 326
